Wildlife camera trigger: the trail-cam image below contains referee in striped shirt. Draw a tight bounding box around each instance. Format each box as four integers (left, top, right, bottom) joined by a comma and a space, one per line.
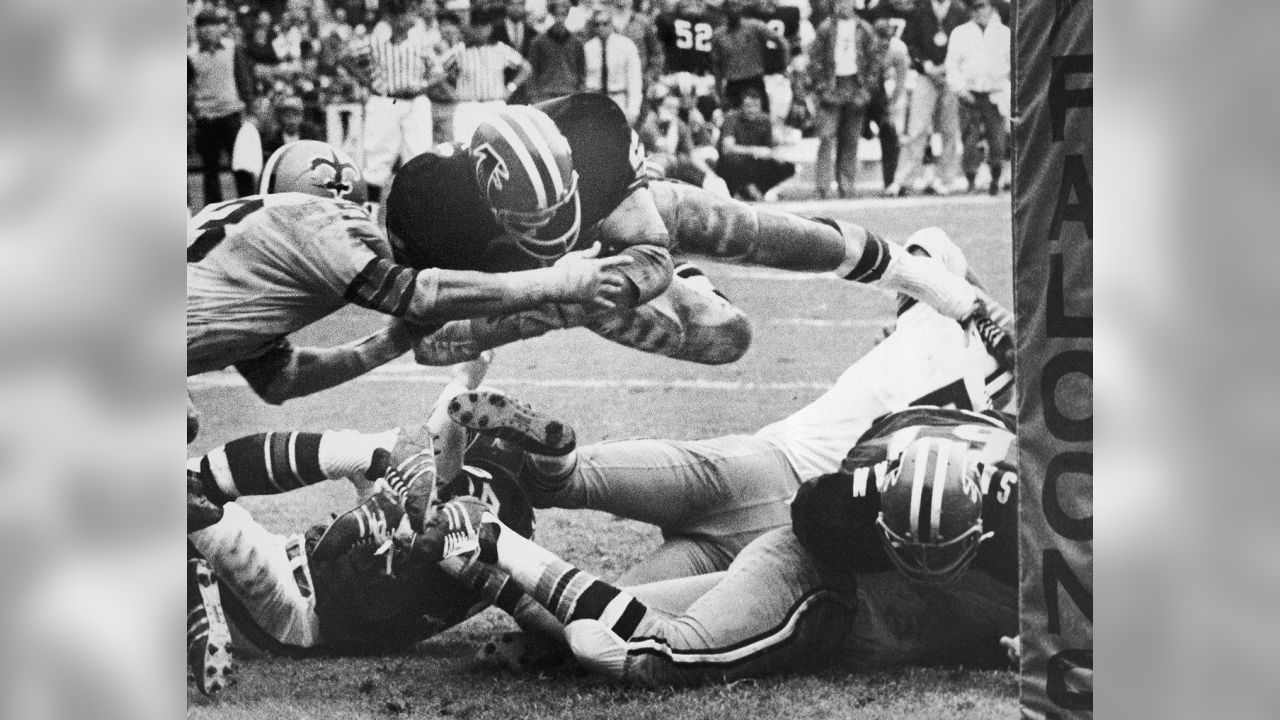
448, 7, 532, 144
346, 0, 440, 204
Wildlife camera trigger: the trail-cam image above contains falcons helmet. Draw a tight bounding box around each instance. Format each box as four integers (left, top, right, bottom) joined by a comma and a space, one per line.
469, 105, 580, 261
876, 436, 993, 584
260, 140, 368, 205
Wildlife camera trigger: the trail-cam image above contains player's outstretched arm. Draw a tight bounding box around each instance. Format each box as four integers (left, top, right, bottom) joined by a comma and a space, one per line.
235, 319, 426, 404
410, 243, 635, 322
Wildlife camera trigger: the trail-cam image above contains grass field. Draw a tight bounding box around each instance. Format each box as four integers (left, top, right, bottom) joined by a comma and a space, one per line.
187, 195, 1016, 719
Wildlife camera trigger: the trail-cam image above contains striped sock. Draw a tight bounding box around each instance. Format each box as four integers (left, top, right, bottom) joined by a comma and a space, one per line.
838, 228, 894, 284
197, 432, 327, 500
532, 562, 647, 641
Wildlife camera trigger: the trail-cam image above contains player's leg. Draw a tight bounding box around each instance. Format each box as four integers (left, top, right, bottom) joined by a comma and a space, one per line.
426, 505, 855, 686
448, 392, 798, 574
187, 555, 232, 696
413, 269, 752, 366
755, 228, 1010, 480
648, 178, 980, 321
584, 268, 752, 365
188, 426, 422, 508
189, 503, 322, 649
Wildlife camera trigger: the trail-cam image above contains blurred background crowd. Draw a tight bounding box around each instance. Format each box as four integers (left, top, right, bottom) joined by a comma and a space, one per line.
188, 0, 1011, 207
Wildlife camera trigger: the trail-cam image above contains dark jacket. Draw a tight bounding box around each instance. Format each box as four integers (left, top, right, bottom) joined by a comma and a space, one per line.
901, 0, 969, 73
808, 16, 877, 108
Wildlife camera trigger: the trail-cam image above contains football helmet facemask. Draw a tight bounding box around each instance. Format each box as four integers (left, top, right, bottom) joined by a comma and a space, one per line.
875, 437, 993, 584
469, 106, 580, 261
260, 140, 368, 205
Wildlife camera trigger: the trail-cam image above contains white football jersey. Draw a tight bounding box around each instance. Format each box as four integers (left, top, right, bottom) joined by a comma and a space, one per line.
187, 193, 406, 376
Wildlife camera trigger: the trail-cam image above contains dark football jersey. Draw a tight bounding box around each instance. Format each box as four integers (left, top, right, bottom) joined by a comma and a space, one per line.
384, 93, 644, 274
790, 407, 1018, 587
655, 11, 720, 75
743, 5, 800, 73
305, 439, 537, 655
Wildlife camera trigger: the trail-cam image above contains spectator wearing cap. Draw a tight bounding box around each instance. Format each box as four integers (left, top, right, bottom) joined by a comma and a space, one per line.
260, 96, 325, 163
526, 1, 586, 103
715, 87, 795, 200
450, 7, 533, 142
583, 8, 643, 124
885, 0, 968, 196
946, 0, 1009, 194
188, 9, 258, 205
344, 0, 440, 203
711, 0, 785, 114
808, 0, 876, 198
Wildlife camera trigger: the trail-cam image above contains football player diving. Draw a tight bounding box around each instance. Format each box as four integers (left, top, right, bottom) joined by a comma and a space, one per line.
410, 228, 1021, 685
187, 139, 633, 425
383, 93, 1005, 368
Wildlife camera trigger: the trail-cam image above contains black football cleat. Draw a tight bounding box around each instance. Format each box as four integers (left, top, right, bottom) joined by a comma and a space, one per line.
447, 391, 575, 457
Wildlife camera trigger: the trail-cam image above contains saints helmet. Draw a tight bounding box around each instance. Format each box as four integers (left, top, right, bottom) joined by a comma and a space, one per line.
469, 105, 580, 261
876, 436, 993, 584
260, 140, 368, 205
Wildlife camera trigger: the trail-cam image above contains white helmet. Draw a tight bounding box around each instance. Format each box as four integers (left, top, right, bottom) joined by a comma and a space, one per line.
260, 140, 367, 205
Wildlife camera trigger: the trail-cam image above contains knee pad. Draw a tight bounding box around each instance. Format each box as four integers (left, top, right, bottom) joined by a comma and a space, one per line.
677, 307, 752, 365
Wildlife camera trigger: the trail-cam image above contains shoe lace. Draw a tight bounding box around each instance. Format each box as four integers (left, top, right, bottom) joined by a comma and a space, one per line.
968, 304, 1014, 371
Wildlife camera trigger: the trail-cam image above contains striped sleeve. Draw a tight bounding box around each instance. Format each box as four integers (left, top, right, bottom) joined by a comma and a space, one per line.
343, 257, 419, 317
310, 218, 420, 317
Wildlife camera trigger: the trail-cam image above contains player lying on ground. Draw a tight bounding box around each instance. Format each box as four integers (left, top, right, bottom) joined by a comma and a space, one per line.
452, 227, 1008, 590
187, 139, 632, 413
414, 231, 1019, 684
384, 94, 997, 367
186, 356, 546, 696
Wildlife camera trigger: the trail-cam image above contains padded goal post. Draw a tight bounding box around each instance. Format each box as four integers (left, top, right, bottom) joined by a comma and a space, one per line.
1012, 1, 1093, 718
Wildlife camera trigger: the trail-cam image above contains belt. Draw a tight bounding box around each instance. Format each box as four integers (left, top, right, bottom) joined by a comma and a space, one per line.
285, 534, 314, 599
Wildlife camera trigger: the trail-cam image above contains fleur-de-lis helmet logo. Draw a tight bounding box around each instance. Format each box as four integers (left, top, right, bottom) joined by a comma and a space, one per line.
309, 149, 360, 200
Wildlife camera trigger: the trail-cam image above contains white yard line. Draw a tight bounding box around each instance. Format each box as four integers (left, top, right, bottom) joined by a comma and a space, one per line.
765, 195, 1005, 215
188, 368, 836, 392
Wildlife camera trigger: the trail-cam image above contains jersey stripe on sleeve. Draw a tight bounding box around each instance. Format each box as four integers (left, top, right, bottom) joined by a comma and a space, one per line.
344, 258, 419, 316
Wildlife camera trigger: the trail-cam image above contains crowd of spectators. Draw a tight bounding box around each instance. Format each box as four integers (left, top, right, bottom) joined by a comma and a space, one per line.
188, 0, 1011, 207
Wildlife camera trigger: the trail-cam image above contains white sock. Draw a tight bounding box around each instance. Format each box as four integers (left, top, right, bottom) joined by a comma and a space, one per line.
527, 450, 577, 483
495, 524, 560, 591
879, 249, 977, 320
318, 428, 400, 480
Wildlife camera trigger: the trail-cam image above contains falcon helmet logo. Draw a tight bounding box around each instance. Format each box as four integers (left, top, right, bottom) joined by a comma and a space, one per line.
472, 142, 511, 200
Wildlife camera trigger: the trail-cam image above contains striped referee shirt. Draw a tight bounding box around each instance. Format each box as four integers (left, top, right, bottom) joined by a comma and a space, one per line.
350, 32, 439, 97
450, 42, 525, 102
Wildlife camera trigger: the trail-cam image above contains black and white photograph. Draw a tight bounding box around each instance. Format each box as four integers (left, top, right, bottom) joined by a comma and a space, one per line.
181, 0, 1088, 717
